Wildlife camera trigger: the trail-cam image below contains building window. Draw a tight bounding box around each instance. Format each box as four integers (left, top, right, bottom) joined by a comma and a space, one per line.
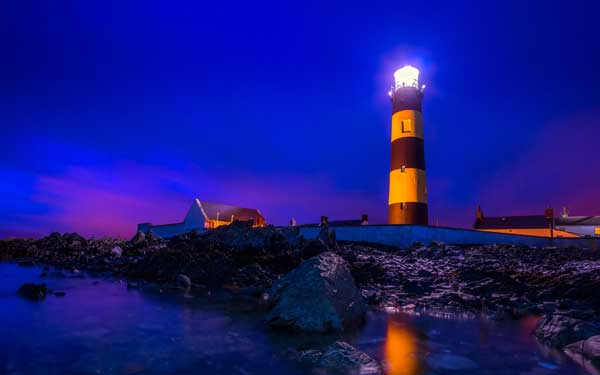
595, 227, 600, 236
402, 120, 412, 133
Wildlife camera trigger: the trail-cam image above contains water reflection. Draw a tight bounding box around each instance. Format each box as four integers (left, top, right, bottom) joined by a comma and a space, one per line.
385, 320, 420, 375
0, 264, 595, 375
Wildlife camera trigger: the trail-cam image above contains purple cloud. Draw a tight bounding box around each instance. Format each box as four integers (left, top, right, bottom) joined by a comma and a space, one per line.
6, 162, 382, 238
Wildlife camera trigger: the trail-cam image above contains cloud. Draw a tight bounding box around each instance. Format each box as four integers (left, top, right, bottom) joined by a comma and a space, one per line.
472, 109, 600, 219
2, 109, 596, 238
2, 161, 383, 239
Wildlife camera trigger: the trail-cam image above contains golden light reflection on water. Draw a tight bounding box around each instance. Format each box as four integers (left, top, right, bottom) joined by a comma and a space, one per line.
385, 321, 420, 375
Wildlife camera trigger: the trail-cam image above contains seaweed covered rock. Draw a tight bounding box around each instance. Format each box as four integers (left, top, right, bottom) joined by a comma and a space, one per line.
265, 252, 366, 333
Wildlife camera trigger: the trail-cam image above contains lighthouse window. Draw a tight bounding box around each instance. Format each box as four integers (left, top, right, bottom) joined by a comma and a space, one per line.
402, 120, 412, 133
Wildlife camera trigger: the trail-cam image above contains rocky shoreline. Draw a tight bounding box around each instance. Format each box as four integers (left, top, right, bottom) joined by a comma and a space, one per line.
2, 222, 600, 372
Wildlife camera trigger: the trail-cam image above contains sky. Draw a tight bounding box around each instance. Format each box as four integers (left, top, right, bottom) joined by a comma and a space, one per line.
1, 0, 599, 238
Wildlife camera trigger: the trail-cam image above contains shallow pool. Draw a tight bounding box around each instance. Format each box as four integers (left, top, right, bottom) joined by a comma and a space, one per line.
0, 263, 591, 374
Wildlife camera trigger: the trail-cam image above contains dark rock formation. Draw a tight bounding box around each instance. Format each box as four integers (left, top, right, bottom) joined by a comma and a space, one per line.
265, 252, 366, 333
127, 249, 195, 283
176, 274, 192, 288
3, 226, 600, 363
565, 335, 600, 366
17, 283, 48, 300
129, 231, 161, 249
317, 226, 338, 250
292, 341, 381, 374
300, 239, 329, 260
533, 314, 598, 348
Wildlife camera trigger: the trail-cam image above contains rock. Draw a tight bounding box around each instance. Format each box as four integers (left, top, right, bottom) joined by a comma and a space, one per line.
565, 335, 600, 366
292, 349, 323, 366
426, 353, 478, 372
206, 222, 304, 254
54, 291, 66, 297
229, 264, 274, 292
129, 231, 161, 248
350, 260, 387, 285
127, 249, 194, 283
176, 274, 192, 288
17, 283, 48, 300
318, 341, 381, 374
300, 239, 328, 259
265, 252, 366, 333
533, 314, 598, 348
291, 342, 381, 374
62, 232, 87, 250
363, 290, 381, 305
111, 246, 123, 257
317, 226, 337, 249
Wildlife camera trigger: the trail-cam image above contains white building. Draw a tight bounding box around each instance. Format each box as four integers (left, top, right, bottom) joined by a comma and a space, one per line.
555, 215, 600, 237
137, 199, 266, 238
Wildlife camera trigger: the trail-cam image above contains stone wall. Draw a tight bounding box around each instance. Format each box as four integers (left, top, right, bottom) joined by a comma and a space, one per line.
298, 225, 600, 249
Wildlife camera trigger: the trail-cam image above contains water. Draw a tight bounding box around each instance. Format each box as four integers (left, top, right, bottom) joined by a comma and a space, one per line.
0, 263, 592, 375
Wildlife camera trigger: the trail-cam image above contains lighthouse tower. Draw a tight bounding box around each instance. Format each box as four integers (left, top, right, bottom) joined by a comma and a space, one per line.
388, 66, 428, 225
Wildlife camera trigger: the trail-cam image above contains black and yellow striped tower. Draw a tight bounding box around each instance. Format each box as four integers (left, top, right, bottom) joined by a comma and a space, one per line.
388, 65, 428, 225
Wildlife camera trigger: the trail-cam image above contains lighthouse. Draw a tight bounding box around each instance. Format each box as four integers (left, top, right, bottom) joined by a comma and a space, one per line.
388, 66, 428, 225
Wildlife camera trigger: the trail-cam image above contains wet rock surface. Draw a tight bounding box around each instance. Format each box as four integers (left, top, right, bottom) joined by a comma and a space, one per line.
3, 225, 600, 371
265, 252, 366, 333
533, 314, 598, 348
292, 341, 381, 374
566, 335, 600, 366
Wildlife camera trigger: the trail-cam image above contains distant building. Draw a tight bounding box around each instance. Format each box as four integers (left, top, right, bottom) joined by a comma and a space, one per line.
555, 208, 600, 237
137, 199, 266, 238
473, 206, 600, 238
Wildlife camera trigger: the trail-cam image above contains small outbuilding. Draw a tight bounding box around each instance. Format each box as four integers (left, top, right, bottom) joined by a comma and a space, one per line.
137, 199, 266, 238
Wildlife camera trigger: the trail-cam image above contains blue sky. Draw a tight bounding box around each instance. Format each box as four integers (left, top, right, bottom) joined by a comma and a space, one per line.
1, 0, 599, 238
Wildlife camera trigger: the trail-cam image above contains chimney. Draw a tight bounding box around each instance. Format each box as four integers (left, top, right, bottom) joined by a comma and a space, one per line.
476, 205, 484, 221
320, 216, 329, 227
361, 214, 369, 225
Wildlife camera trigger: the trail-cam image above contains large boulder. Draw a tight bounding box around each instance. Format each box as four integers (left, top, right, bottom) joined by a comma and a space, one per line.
533, 314, 598, 348
565, 335, 600, 366
265, 252, 366, 333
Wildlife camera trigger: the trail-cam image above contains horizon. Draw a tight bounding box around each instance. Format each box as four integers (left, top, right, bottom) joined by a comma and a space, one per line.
1, 0, 599, 239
